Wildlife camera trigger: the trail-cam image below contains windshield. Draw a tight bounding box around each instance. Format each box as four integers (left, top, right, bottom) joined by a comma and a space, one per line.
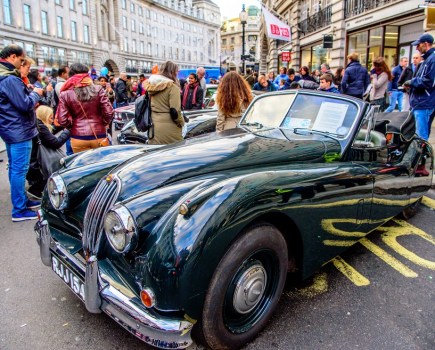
242, 92, 360, 138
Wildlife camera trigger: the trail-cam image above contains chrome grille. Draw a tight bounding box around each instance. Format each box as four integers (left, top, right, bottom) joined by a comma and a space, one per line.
83, 176, 119, 255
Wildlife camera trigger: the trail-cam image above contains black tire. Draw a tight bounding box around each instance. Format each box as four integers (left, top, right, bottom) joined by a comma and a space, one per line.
400, 198, 422, 220
196, 223, 288, 350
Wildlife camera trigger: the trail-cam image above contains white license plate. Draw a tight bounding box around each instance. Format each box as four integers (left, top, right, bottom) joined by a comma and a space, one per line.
51, 255, 85, 301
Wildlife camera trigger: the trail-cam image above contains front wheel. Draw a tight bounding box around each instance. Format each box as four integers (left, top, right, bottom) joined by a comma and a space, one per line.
196, 223, 288, 350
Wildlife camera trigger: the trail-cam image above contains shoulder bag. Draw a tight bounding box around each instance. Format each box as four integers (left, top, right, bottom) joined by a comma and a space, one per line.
77, 99, 110, 147
37, 139, 66, 180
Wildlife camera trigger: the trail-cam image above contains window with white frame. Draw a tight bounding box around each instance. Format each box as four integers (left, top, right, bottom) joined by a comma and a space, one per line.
139, 23, 144, 34
140, 41, 144, 55
138, 6, 143, 16
82, 0, 88, 15
122, 0, 126, 10
83, 25, 90, 43
132, 39, 137, 53
57, 16, 63, 38
123, 16, 127, 29
69, 0, 75, 10
131, 19, 136, 32
41, 11, 48, 34
147, 42, 152, 55
130, 3, 134, 12
23, 4, 32, 30
71, 21, 77, 41
3, 0, 12, 25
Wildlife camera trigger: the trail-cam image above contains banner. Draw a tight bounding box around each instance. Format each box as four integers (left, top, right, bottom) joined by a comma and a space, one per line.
262, 6, 291, 42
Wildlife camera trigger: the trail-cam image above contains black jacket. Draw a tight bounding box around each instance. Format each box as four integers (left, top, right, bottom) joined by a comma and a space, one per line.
37, 119, 70, 149
398, 66, 413, 86
115, 79, 128, 103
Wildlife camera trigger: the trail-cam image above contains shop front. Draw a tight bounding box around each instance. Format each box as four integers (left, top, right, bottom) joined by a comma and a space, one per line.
300, 42, 330, 72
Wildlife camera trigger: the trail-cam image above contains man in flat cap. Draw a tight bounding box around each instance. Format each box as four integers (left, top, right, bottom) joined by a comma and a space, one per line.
403, 33, 435, 142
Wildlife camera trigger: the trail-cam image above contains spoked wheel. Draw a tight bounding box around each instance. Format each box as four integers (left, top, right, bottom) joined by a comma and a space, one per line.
196, 223, 288, 350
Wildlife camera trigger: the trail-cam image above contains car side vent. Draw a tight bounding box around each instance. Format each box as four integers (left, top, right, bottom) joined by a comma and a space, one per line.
83, 176, 119, 255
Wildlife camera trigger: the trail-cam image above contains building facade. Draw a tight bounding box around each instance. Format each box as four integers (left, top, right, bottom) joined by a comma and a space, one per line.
260, 0, 429, 74
0, 0, 221, 76
220, 5, 261, 73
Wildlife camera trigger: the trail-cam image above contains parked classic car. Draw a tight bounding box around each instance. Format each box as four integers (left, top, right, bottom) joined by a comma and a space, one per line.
113, 85, 218, 130
35, 90, 433, 349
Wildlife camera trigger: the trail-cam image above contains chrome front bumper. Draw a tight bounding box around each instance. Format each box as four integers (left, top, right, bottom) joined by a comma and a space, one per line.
34, 217, 193, 349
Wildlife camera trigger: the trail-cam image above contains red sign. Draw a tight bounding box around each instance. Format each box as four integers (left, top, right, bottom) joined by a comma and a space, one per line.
270, 24, 280, 35
281, 51, 291, 62
280, 28, 290, 38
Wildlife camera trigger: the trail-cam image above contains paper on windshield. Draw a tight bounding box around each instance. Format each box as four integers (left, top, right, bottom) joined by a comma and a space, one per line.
312, 102, 348, 134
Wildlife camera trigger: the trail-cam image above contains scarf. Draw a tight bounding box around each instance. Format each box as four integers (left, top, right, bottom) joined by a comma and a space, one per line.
374, 68, 383, 76
182, 82, 198, 109
61, 73, 92, 92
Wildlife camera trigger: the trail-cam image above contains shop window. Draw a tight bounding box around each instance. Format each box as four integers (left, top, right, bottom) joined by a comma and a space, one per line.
369, 28, 382, 47
368, 46, 381, 68
385, 26, 398, 47
348, 31, 368, 63
383, 47, 397, 69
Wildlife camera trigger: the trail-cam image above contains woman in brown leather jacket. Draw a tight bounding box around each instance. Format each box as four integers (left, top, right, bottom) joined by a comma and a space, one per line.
57, 63, 114, 153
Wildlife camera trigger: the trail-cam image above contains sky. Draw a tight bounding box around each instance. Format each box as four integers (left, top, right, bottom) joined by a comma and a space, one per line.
212, 0, 260, 19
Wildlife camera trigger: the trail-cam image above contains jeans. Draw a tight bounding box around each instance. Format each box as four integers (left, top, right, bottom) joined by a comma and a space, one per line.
385, 90, 403, 112
413, 108, 434, 141
65, 137, 73, 156
5, 140, 32, 215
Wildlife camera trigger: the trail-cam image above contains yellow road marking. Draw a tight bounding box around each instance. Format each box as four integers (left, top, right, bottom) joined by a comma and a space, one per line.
286, 272, 329, 298
378, 219, 435, 270
422, 196, 435, 209
323, 240, 358, 247
359, 238, 418, 277
332, 257, 370, 286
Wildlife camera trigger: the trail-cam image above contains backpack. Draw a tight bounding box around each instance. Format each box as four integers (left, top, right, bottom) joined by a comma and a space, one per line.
134, 92, 154, 139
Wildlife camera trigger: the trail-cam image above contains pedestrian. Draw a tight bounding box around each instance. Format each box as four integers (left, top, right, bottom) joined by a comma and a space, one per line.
114, 73, 129, 107
0, 44, 44, 221
28, 68, 53, 106
341, 52, 370, 99
282, 68, 301, 90
274, 66, 288, 86
143, 61, 184, 145
385, 57, 409, 112
57, 63, 114, 153
136, 74, 146, 96
267, 71, 276, 86
98, 75, 115, 104
369, 57, 392, 112
216, 71, 253, 132
181, 73, 204, 110
20, 57, 34, 89
403, 33, 435, 143
244, 68, 255, 88
311, 69, 321, 83
197, 66, 207, 92
320, 63, 333, 76
126, 75, 135, 102
318, 74, 340, 93
253, 74, 278, 92
398, 52, 422, 111
26, 105, 70, 199
333, 66, 344, 92
278, 78, 287, 90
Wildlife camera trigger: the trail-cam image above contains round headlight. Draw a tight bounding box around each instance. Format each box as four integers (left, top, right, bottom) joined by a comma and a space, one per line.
104, 206, 137, 253
48, 174, 68, 210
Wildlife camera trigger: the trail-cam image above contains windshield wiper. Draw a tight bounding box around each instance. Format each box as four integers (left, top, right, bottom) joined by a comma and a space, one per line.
241, 121, 264, 129
293, 128, 341, 139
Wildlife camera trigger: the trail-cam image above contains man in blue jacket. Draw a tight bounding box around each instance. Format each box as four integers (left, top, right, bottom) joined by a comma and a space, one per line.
403, 33, 435, 141
0, 45, 43, 221
385, 57, 408, 112
341, 52, 370, 99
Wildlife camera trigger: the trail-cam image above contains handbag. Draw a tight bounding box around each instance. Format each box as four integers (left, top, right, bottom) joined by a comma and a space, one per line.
37, 140, 66, 180
134, 92, 154, 139
77, 99, 110, 147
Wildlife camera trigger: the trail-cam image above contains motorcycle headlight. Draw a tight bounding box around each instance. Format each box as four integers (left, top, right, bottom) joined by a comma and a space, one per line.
47, 174, 68, 210
104, 205, 137, 253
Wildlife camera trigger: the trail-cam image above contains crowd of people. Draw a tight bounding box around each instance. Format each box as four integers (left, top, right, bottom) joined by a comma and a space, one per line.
0, 31, 433, 221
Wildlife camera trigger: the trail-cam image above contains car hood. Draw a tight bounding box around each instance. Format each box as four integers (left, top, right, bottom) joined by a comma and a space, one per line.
114, 129, 341, 201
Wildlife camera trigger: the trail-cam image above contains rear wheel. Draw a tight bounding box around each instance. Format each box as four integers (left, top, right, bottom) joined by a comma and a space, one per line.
196, 223, 288, 350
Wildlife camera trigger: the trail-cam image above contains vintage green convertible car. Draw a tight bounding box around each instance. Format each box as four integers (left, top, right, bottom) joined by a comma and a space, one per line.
35, 90, 433, 349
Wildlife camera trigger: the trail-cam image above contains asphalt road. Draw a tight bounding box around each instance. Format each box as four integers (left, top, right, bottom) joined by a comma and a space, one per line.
0, 148, 434, 350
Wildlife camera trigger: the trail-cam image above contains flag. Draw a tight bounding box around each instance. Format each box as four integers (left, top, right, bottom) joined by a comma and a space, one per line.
262, 6, 291, 42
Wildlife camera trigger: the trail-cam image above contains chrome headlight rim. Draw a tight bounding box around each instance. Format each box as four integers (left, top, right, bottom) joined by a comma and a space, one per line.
48, 174, 68, 210
104, 205, 137, 253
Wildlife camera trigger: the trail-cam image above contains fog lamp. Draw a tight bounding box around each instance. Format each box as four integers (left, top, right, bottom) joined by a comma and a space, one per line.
140, 288, 156, 308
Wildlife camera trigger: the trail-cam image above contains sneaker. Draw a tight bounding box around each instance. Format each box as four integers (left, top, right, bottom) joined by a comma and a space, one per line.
12, 209, 38, 222
27, 190, 42, 200
26, 199, 41, 209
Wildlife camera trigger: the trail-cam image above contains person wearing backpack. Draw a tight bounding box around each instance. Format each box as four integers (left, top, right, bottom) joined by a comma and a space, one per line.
143, 61, 184, 145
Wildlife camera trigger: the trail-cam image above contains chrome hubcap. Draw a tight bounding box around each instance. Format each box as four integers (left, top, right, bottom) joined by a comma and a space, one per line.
233, 264, 267, 314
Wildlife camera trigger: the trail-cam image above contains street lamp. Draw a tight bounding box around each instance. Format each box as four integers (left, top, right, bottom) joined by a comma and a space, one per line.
239, 4, 248, 75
